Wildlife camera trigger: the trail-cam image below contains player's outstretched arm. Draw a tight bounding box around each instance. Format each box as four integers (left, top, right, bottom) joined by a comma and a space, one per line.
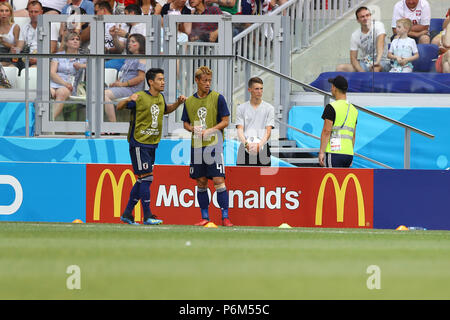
165, 95, 187, 114
117, 93, 139, 110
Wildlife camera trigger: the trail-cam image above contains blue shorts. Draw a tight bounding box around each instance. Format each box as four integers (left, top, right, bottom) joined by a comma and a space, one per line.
324, 153, 353, 168
129, 145, 156, 176
189, 147, 225, 179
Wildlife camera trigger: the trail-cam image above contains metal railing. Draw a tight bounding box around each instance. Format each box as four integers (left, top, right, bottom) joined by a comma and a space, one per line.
237, 55, 435, 169
231, 0, 368, 91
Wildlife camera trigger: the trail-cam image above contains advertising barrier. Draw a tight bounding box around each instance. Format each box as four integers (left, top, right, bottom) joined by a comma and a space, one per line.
2, 161, 450, 230
86, 165, 374, 228
0, 162, 85, 222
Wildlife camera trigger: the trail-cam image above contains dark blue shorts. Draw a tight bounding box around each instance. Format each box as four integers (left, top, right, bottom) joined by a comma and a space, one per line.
129, 145, 156, 175
324, 153, 353, 168
189, 146, 225, 179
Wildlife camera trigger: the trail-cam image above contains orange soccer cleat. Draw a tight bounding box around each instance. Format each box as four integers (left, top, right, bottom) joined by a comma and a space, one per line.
194, 219, 210, 226
222, 218, 234, 227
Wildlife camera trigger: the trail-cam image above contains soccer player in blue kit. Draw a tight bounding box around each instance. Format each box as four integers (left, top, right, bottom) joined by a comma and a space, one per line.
181, 66, 234, 227
117, 68, 186, 225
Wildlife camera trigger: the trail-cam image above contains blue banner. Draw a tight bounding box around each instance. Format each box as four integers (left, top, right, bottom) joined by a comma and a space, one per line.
0, 162, 85, 222
0, 102, 35, 136
374, 169, 450, 230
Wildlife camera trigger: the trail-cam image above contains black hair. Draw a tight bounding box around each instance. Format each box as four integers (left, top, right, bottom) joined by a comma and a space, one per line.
125, 4, 142, 15
146, 68, 164, 83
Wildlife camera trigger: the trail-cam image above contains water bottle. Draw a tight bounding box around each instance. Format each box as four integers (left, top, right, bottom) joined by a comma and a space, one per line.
408, 226, 427, 231
114, 0, 125, 15
84, 119, 91, 138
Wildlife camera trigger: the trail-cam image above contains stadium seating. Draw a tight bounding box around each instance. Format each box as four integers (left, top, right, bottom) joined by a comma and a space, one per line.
12, 0, 29, 11
13, 16, 30, 30
4, 66, 19, 88
412, 44, 439, 72
68, 68, 119, 101
429, 18, 445, 34
16, 67, 37, 90
310, 71, 450, 93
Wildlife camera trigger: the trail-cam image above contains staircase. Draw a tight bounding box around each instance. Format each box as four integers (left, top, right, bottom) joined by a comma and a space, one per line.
270, 139, 319, 167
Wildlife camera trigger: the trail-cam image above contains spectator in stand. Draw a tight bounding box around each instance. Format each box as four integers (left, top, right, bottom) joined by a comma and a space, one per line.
160, 0, 191, 43
94, 1, 128, 71
241, 0, 272, 15
109, 4, 146, 54
61, 0, 95, 15
435, 19, 450, 73
104, 33, 146, 123
189, 0, 221, 43
94, 1, 126, 54
40, 0, 67, 14
205, 0, 238, 15
50, 31, 87, 120
431, 8, 450, 47
391, 0, 431, 44
137, 0, 162, 15
17, 1, 43, 68
58, 7, 91, 54
336, 6, 390, 72
0, 2, 21, 66
387, 18, 419, 73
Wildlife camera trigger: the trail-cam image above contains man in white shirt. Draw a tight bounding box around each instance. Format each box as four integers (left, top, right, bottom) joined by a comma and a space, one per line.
236, 77, 275, 166
18, 0, 43, 66
336, 6, 390, 72
391, 0, 431, 44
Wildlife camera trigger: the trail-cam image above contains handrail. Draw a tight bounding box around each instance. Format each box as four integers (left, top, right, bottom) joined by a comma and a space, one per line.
237, 55, 434, 140
236, 55, 434, 169
276, 119, 393, 169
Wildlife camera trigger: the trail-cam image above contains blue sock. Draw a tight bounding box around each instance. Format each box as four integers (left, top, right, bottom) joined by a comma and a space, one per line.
216, 187, 229, 219
139, 178, 152, 220
123, 181, 140, 218
197, 188, 210, 220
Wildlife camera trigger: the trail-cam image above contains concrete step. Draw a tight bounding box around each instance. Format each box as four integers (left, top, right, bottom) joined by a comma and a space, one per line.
269, 140, 297, 148
281, 157, 319, 164
271, 147, 319, 154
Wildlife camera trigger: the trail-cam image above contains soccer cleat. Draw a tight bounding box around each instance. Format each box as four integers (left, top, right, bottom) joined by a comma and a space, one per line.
194, 219, 210, 226
143, 217, 163, 225
222, 218, 234, 227
120, 215, 139, 225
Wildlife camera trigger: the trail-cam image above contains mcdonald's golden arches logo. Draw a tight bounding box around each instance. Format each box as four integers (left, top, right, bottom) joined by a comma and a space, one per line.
93, 169, 142, 221
315, 173, 366, 227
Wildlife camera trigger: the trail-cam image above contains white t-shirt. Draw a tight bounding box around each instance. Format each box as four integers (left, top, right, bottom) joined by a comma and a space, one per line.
389, 37, 418, 69
391, 0, 431, 28
105, 23, 127, 49
350, 20, 388, 61
235, 101, 275, 141
40, 0, 67, 12
20, 23, 38, 53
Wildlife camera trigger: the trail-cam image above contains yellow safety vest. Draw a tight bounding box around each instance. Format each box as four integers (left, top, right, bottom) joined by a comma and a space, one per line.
325, 100, 358, 155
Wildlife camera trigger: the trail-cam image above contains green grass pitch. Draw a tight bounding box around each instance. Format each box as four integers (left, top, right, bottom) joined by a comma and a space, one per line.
1, 222, 450, 300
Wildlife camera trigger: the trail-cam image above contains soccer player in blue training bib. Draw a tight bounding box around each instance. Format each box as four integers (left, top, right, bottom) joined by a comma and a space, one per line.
181, 66, 234, 227
117, 68, 186, 225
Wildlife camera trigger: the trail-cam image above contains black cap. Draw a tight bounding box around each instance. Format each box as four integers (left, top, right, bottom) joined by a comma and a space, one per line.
328, 75, 348, 91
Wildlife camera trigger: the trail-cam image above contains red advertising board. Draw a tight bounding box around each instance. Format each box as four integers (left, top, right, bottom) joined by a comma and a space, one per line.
86, 165, 373, 228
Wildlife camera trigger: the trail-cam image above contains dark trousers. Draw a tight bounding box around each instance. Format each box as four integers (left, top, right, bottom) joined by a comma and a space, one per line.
324, 152, 353, 168
236, 143, 271, 166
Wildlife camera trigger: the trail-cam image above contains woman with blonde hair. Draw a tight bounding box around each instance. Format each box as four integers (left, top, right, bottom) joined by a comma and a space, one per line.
0, 2, 21, 66
50, 31, 87, 120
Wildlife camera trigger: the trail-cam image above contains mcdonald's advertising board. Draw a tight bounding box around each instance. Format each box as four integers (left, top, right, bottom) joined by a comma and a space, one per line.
86, 164, 374, 228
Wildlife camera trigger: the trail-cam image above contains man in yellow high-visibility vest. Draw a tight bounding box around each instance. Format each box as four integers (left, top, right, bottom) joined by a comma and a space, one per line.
319, 75, 358, 168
